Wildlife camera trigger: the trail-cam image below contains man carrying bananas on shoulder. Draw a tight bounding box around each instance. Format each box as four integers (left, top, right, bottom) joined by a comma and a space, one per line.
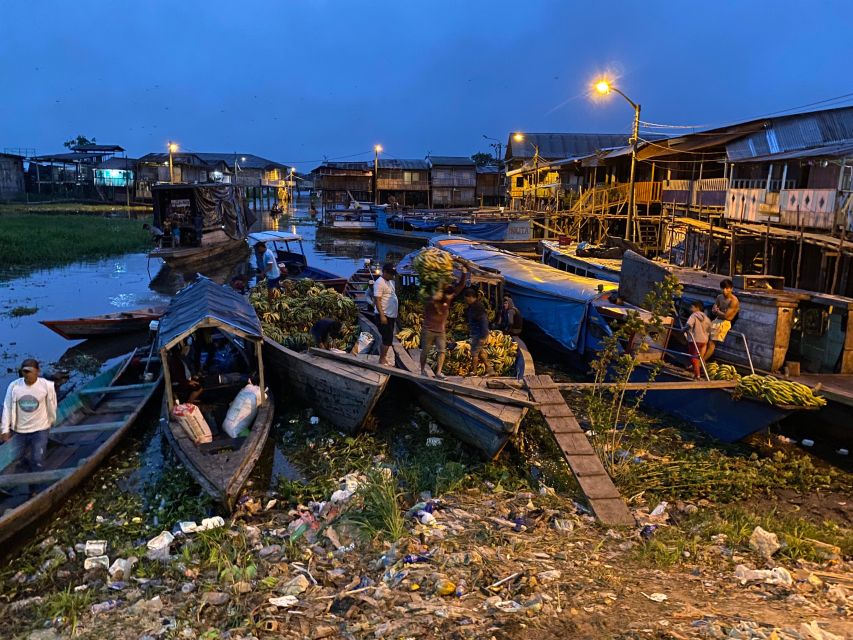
420, 263, 468, 379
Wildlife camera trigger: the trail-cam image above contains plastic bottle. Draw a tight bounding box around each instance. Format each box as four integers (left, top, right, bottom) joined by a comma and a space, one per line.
402, 553, 432, 564
91, 599, 120, 614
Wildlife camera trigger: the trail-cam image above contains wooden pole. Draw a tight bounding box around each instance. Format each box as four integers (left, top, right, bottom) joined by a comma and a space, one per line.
763, 219, 770, 275
729, 229, 737, 276
831, 225, 845, 294
795, 205, 804, 288
255, 340, 266, 404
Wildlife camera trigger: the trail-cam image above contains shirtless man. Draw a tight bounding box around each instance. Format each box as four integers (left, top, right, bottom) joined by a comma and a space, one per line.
703, 279, 739, 362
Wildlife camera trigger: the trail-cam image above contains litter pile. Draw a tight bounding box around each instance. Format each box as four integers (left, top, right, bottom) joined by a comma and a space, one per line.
249, 279, 359, 351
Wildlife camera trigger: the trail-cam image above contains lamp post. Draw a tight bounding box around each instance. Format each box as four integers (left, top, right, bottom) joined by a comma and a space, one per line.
594, 79, 641, 242
288, 166, 296, 206
513, 133, 540, 207
168, 142, 178, 183
482, 134, 503, 164
373, 144, 382, 205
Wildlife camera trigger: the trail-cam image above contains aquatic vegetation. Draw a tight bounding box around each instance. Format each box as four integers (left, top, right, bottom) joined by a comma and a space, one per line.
0, 213, 150, 271
6, 305, 38, 317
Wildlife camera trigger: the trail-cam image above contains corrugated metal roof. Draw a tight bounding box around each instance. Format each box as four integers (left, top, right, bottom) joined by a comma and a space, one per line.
377, 159, 430, 170
729, 141, 853, 164
70, 144, 125, 152
194, 153, 286, 170
311, 161, 372, 173
427, 156, 476, 167
476, 165, 500, 174
96, 157, 138, 169
505, 133, 633, 160
724, 106, 853, 161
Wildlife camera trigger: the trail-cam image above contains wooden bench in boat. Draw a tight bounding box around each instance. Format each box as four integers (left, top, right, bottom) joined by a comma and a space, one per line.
0, 465, 81, 488
79, 383, 156, 395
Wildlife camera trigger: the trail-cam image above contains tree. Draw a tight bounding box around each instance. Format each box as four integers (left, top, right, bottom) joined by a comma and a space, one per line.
63, 135, 97, 149
470, 152, 495, 167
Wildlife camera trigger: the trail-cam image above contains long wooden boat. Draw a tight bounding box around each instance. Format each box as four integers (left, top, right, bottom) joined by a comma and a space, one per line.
262, 317, 390, 434
41, 307, 166, 340
157, 276, 273, 509
150, 237, 250, 269
0, 350, 163, 545
346, 260, 533, 459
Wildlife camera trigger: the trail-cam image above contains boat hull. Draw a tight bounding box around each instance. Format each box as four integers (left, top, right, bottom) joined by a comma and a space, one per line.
150, 238, 249, 269
0, 354, 163, 546
162, 392, 274, 509
263, 337, 389, 434
41, 308, 165, 340
632, 366, 793, 442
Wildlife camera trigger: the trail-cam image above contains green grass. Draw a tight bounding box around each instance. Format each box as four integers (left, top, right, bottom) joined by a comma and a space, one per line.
0, 213, 151, 270
7, 305, 38, 317
0, 202, 151, 214
349, 470, 407, 542
39, 586, 93, 633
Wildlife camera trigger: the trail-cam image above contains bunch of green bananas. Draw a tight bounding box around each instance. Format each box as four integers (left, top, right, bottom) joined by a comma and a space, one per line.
249, 279, 359, 352
706, 362, 739, 380
412, 247, 454, 298
737, 374, 827, 408
401, 329, 518, 377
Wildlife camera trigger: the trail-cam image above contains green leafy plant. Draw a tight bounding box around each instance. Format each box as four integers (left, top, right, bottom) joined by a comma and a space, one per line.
349, 470, 406, 542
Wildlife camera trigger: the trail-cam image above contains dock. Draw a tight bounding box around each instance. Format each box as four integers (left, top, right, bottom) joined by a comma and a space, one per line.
524, 374, 634, 526
789, 373, 853, 407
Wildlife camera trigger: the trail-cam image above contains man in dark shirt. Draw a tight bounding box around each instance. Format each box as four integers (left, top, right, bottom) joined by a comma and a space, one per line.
463, 288, 495, 376
310, 318, 343, 350
420, 266, 467, 379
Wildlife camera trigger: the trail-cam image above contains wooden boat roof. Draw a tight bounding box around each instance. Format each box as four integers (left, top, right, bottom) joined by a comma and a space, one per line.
158, 276, 262, 351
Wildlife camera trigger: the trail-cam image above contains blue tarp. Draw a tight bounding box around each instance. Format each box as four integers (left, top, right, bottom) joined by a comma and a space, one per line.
456, 222, 511, 241
405, 219, 446, 231
432, 238, 617, 352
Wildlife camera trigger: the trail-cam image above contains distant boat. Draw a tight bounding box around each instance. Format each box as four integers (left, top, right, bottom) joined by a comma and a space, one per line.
0, 349, 163, 545
247, 231, 347, 292
148, 183, 252, 268
540, 239, 622, 282
373, 209, 532, 244
41, 307, 166, 340
327, 211, 378, 233
157, 277, 273, 509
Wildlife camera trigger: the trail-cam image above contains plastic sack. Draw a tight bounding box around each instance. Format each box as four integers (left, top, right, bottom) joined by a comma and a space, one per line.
173, 403, 212, 444
222, 384, 261, 438
352, 331, 375, 355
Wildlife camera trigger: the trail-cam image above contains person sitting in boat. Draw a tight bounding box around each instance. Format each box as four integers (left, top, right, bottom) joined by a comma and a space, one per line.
310, 318, 343, 350
463, 288, 495, 377
499, 294, 523, 338
168, 343, 203, 404
685, 300, 712, 380
1, 359, 57, 474
704, 280, 740, 363
420, 266, 468, 379
253, 241, 283, 302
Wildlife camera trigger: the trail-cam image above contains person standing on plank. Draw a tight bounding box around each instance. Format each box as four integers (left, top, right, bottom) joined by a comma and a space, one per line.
373, 263, 399, 366
685, 300, 712, 379
463, 288, 495, 376
420, 265, 467, 379
1, 359, 57, 473
253, 241, 282, 302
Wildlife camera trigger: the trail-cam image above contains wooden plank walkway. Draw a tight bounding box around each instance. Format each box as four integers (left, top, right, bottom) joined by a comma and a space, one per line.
524, 374, 634, 527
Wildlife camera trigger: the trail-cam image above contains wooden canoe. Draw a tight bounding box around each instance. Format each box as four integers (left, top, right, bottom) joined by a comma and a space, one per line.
149, 237, 249, 269
357, 316, 535, 459
262, 319, 390, 434
41, 307, 166, 340
0, 349, 163, 546
161, 391, 274, 510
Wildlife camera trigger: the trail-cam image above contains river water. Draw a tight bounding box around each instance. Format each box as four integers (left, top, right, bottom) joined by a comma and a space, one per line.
0, 207, 417, 392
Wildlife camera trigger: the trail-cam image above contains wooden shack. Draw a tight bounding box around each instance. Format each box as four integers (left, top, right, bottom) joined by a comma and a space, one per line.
0, 153, 25, 200
311, 162, 373, 209
427, 156, 476, 207
375, 159, 429, 208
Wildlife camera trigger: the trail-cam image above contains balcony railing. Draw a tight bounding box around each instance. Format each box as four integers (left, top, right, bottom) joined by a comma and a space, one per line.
376, 178, 429, 190
431, 177, 477, 188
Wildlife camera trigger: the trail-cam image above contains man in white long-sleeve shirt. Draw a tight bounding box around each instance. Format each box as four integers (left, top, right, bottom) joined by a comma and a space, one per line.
1, 359, 57, 472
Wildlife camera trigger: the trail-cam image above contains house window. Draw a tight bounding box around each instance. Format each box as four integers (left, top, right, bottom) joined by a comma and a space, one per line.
403, 171, 419, 183
515, 177, 523, 188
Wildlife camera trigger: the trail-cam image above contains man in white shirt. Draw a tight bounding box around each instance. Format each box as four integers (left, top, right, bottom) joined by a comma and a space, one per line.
253, 241, 283, 302
1, 359, 57, 472
373, 263, 399, 366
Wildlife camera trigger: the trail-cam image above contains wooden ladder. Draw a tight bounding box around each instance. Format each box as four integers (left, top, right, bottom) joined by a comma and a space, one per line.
524, 374, 634, 527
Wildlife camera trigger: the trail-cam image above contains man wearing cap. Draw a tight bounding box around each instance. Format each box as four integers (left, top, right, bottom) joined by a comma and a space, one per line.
373, 263, 399, 366
253, 241, 282, 302
1, 359, 57, 472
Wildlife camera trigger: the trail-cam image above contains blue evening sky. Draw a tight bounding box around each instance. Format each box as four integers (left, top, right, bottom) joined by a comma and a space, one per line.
1, 0, 851, 170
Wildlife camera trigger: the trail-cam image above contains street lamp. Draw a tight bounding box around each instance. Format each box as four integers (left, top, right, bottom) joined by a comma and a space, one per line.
374, 144, 382, 205
513, 133, 540, 201
288, 166, 296, 205
168, 141, 178, 183
482, 134, 503, 163
594, 78, 641, 242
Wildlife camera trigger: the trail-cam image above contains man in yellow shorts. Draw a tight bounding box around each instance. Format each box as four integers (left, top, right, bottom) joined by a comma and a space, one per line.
704, 279, 739, 362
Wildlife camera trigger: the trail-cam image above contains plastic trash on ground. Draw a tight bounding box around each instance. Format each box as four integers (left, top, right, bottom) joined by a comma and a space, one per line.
734, 564, 793, 586
146, 531, 174, 561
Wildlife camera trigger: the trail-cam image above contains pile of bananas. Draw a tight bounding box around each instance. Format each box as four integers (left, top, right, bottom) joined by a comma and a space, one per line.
705, 362, 826, 408
412, 247, 454, 298
397, 328, 517, 376
249, 279, 359, 352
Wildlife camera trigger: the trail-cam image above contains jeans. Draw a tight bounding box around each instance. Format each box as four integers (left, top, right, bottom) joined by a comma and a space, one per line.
16, 429, 49, 472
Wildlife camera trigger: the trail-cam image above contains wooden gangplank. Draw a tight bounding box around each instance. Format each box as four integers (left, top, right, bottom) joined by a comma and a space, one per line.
524, 374, 634, 527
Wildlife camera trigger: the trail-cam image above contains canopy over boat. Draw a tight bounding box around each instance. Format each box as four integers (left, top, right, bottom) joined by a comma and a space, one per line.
432, 237, 618, 351
248, 230, 302, 246
157, 276, 263, 352
152, 183, 253, 241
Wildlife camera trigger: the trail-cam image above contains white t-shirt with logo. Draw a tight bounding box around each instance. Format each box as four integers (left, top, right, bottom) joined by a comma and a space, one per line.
1, 377, 57, 434
373, 277, 398, 318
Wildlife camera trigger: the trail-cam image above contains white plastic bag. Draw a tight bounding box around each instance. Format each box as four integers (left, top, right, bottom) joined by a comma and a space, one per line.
222, 384, 261, 438
173, 403, 212, 444
352, 331, 375, 355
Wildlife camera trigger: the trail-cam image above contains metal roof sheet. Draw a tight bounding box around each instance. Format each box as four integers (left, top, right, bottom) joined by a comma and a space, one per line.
427, 156, 476, 167
157, 276, 262, 351
377, 159, 430, 170
96, 157, 138, 169
505, 133, 634, 160
70, 144, 125, 152
194, 153, 286, 170
728, 140, 853, 163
